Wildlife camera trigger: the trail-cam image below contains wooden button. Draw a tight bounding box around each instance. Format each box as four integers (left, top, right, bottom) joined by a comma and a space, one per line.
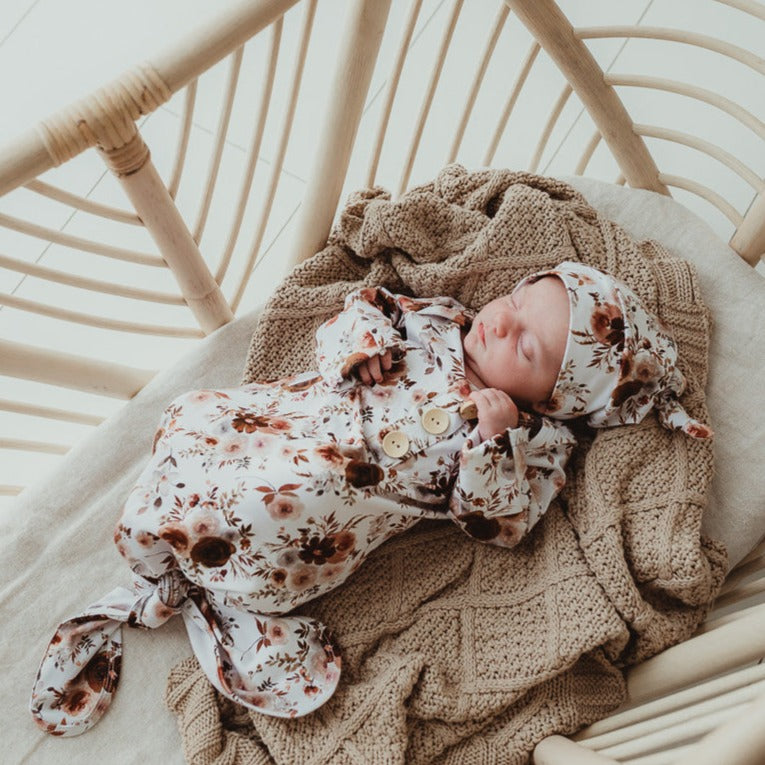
459, 400, 478, 420
421, 407, 450, 434
382, 430, 410, 458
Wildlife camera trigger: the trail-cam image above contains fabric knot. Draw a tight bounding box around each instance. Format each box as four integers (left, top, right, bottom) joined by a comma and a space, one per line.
128, 569, 190, 629
157, 569, 188, 608
31, 565, 341, 736
30, 570, 193, 736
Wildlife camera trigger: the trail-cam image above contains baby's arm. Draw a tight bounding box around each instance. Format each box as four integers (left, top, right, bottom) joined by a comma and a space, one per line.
449, 415, 576, 549
314, 287, 406, 386
315, 287, 466, 386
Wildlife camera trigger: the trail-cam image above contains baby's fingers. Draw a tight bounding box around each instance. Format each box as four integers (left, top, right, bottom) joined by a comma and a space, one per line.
355, 353, 388, 384
367, 354, 384, 382
355, 361, 372, 384
353, 350, 394, 385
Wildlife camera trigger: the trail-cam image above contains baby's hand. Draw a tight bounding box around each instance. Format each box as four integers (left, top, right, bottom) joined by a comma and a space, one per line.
469, 388, 519, 440
353, 350, 393, 385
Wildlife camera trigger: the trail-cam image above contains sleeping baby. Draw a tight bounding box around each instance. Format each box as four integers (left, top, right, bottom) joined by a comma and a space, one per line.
30, 261, 712, 735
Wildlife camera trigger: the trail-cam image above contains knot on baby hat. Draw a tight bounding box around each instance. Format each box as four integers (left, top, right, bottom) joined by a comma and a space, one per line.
520, 261, 712, 439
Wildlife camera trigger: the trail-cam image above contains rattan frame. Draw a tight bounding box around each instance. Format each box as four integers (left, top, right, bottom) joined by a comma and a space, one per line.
1, 1, 763, 761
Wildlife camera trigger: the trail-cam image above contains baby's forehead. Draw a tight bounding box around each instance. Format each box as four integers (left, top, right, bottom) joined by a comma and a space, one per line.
473, 274, 566, 309
513, 273, 568, 301
518, 272, 559, 288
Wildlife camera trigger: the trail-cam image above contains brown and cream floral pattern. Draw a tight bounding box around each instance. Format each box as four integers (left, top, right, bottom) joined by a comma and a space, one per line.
521, 262, 713, 438
32, 286, 575, 736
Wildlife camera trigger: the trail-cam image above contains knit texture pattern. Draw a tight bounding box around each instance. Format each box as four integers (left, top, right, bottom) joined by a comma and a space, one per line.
165, 166, 727, 764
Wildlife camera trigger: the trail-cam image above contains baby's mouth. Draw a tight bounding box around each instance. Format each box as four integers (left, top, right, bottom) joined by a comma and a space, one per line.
478, 322, 485, 346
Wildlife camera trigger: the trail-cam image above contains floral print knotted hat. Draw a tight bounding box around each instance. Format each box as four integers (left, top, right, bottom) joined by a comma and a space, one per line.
515, 261, 712, 439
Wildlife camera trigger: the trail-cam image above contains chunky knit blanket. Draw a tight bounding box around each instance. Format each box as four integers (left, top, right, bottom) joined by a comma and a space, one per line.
165, 166, 727, 764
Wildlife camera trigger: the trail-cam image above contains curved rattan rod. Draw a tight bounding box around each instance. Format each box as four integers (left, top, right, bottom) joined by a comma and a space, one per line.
509, 0, 667, 194
0, 0, 302, 196
0, 397, 103, 426
483, 42, 540, 166
398, 0, 464, 196
576, 27, 765, 75
23, 180, 141, 225
168, 80, 198, 200
607, 74, 765, 141
28, 4, 303, 180
0, 253, 184, 304
589, 699, 765, 761
216, 20, 282, 285
621, 743, 691, 762
534, 737, 619, 764
713, 0, 765, 22
578, 679, 765, 753
366, 0, 424, 187
528, 84, 572, 173
447, 2, 510, 164
192, 47, 244, 244
658, 172, 743, 225
0, 212, 164, 267
673, 693, 765, 765
0, 337, 154, 397
574, 131, 602, 175
626, 604, 765, 705
575, 663, 765, 741
0, 437, 69, 455
598, 703, 748, 761
0, 292, 202, 337
150, 0, 300, 97
231, 0, 317, 312
634, 124, 765, 192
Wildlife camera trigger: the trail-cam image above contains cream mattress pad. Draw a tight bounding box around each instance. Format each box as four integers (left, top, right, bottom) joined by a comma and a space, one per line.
4, 177, 764, 764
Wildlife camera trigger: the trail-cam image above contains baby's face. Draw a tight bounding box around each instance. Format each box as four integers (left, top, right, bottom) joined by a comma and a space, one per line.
462, 276, 569, 409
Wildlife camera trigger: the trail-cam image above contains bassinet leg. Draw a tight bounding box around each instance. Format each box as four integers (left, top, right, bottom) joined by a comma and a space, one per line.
533, 735, 619, 764
98, 132, 234, 334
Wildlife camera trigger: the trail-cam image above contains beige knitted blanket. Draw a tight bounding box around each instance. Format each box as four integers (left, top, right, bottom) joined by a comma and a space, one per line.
165, 166, 727, 765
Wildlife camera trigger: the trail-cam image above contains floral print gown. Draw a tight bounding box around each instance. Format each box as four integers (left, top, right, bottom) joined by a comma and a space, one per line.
31, 287, 576, 735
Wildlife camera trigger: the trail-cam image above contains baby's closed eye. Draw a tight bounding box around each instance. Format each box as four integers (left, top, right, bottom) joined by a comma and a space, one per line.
519, 334, 534, 361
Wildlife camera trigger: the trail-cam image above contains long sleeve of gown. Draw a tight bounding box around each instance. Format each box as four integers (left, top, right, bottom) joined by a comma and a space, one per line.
314, 286, 469, 387
449, 413, 576, 549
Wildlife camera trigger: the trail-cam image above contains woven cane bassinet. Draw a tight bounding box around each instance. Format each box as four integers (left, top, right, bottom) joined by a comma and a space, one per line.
1, 1, 764, 763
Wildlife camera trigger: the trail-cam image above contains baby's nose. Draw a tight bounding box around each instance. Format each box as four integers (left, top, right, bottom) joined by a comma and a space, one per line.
492, 308, 516, 337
